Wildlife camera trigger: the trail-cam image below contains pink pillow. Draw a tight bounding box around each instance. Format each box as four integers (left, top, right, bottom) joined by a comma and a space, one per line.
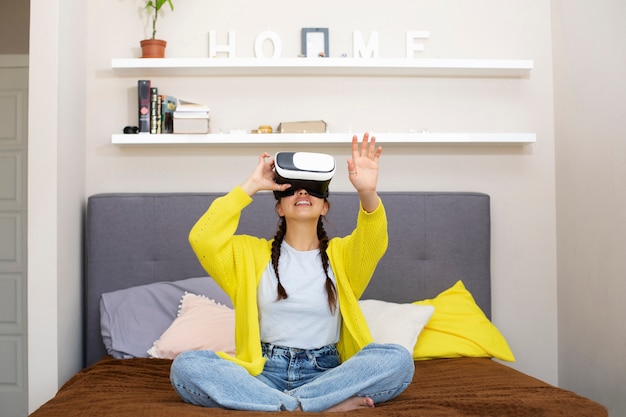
148, 292, 235, 359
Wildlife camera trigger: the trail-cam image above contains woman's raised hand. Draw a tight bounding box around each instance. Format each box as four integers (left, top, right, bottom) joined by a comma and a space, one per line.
347, 133, 382, 212
241, 152, 291, 196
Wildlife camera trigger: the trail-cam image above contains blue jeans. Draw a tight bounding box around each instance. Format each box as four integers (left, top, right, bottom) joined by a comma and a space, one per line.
170, 343, 414, 412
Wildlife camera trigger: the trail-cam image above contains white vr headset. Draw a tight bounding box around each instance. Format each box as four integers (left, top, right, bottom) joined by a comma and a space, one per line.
273, 151, 336, 199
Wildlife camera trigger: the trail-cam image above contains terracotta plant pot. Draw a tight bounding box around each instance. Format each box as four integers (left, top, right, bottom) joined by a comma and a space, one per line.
140, 39, 167, 58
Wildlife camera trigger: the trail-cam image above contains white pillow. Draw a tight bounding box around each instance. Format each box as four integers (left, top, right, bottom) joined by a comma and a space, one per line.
148, 292, 236, 359
359, 299, 435, 353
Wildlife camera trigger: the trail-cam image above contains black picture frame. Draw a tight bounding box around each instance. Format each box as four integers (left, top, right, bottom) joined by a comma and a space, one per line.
301, 28, 329, 57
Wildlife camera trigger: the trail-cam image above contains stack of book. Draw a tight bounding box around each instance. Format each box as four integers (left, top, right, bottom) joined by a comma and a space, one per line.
277, 120, 327, 133
136, 80, 210, 135
172, 99, 211, 134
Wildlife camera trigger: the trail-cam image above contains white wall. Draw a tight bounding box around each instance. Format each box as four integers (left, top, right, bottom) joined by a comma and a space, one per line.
28, 0, 61, 409
86, 0, 558, 381
56, 0, 87, 393
552, 1, 626, 414
30, 0, 565, 411
28, 0, 86, 411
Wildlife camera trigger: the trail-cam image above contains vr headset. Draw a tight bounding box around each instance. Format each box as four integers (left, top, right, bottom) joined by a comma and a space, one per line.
273, 151, 336, 199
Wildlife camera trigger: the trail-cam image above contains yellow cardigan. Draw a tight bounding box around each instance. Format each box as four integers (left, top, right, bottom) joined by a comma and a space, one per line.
188, 186, 388, 376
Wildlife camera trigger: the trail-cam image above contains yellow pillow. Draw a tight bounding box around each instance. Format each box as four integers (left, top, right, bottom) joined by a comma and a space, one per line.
413, 280, 515, 362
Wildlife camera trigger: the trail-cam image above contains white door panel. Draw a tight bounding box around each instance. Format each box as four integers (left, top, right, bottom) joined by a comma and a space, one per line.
0, 55, 28, 417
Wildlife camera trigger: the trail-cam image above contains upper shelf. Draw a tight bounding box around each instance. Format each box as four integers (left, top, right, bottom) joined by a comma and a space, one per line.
111, 132, 537, 146
111, 58, 534, 77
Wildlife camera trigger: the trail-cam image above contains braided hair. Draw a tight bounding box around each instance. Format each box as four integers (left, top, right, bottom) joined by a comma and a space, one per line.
270, 210, 338, 314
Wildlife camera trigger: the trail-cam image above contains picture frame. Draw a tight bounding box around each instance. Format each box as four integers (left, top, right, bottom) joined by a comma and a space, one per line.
301, 28, 329, 58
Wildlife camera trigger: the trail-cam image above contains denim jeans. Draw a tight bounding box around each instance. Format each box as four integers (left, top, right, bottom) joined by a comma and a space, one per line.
170, 342, 414, 412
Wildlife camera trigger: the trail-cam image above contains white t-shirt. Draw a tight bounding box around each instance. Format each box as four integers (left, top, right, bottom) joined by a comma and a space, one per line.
257, 241, 340, 349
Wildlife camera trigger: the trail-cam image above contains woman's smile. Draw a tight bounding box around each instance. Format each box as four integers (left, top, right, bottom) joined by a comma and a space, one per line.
295, 199, 312, 206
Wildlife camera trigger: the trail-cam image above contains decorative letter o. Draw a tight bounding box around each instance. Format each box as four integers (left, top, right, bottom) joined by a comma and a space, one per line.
254, 31, 282, 58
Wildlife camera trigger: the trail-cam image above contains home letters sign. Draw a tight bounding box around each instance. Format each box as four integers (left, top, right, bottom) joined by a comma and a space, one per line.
208, 30, 430, 59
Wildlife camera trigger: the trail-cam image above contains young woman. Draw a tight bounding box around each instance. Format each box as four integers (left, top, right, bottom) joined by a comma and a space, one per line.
170, 133, 415, 412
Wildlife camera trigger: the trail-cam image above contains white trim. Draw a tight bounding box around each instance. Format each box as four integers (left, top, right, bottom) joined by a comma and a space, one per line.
0, 54, 29, 68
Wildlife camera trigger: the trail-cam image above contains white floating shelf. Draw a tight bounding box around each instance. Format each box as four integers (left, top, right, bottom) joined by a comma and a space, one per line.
111, 58, 533, 77
112, 132, 536, 146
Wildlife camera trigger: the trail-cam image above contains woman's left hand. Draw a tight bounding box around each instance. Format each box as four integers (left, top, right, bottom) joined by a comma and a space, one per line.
347, 133, 382, 212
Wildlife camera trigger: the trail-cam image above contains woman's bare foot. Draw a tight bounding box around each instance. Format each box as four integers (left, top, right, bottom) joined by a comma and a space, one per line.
323, 396, 375, 412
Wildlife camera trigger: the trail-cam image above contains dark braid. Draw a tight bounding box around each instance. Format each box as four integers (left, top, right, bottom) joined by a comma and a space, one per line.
271, 216, 288, 301
317, 216, 338, 314
271, 205, 338, 313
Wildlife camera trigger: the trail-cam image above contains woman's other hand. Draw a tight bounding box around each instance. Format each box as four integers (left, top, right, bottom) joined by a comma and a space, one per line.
241, 152, 291, 196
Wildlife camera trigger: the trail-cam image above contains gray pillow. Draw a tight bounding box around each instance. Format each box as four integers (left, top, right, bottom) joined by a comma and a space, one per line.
100, 276, 231, 359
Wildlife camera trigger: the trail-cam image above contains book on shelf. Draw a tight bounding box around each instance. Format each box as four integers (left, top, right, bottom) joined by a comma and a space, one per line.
137, 80, 151, 133
174, 98, 211, 113
156, 94, 163, 134
161, 94, 176, 133
277, 120, 327, 133
150, 87, 161, 134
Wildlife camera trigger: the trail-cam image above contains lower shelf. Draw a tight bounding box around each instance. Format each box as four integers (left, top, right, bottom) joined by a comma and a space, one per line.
111, 132, 536, 145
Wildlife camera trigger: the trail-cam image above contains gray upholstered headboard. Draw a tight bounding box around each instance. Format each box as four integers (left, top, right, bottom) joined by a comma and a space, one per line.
85, 192, 490, 366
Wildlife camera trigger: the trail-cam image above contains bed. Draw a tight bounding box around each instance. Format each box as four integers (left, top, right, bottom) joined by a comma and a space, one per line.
30, 191, 607, 416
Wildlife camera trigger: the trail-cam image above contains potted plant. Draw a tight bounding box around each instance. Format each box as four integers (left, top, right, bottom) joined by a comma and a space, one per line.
140, 0, 174, 58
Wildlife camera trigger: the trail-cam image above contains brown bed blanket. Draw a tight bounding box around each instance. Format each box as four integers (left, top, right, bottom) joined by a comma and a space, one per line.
30, 356, 606, 417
